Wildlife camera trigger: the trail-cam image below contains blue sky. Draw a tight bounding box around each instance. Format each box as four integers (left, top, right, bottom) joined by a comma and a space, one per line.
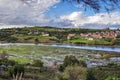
0, 0, 120, 29
47, 1, 95, 17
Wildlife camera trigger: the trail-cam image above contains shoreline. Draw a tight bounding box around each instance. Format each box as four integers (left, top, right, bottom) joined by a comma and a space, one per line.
0, 42, 120, 48
0, 42, 120, 53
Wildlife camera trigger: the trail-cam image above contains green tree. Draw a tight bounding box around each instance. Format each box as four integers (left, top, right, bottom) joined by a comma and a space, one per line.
34, 38, 39, 44
8, 64, 24, 79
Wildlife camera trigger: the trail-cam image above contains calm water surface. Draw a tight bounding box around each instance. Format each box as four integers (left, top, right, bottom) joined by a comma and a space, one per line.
0, 43, 120, 53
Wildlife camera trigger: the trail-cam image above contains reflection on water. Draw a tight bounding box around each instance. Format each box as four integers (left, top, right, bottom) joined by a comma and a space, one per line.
0, 43, 120, 52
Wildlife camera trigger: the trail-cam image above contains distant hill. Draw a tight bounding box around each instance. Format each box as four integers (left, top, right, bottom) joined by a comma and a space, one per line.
0, 26, 120, 46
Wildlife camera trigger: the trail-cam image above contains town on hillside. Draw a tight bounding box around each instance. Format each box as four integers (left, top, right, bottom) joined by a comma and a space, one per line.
0, 27, 120, 45
79, 30, 120, 40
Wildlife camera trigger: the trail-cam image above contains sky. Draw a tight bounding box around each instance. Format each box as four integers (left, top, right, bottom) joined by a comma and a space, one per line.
0, 0, 120, 29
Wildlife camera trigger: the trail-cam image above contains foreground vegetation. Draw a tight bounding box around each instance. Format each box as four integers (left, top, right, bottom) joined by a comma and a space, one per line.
0, 54, 120, 80
0, 45, 120, 80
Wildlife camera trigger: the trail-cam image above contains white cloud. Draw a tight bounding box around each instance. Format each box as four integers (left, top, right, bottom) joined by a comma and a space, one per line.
0, 0, 60, 27
0, 0, 120, 29
89, 12, 120, 25
60, 12, 120, 28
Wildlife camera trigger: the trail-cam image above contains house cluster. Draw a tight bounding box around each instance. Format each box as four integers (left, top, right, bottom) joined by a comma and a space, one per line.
28, 30, 49, 37
67, 34, 76, 40
80, 30, 120, 40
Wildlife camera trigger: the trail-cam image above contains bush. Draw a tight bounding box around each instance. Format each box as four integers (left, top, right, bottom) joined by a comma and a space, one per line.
63, 55, 79, 67
34, 38, 39, 44
0, 59, 16, 66
32, 60, 43, 67
104, 38, 113, 42
8, 67, 14, 77
58, 65, 86, 80
0, 51, 9, 60
59, 55, 86, 72
58, 64, 65, 72
107, 62, 118, 67
79, 60, 87, 67
86, 68, 97, 80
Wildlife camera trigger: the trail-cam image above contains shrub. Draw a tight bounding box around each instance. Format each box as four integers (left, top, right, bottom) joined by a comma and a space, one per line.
59, 55, 86, 72
58, 64, 65, 72
60, 65, 86, 80
86, 68, 97, 80
63, 55, 79, 67
32, 60, 43, 67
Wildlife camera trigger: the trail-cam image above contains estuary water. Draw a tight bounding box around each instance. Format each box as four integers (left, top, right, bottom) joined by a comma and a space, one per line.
0, 43, 120, 52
